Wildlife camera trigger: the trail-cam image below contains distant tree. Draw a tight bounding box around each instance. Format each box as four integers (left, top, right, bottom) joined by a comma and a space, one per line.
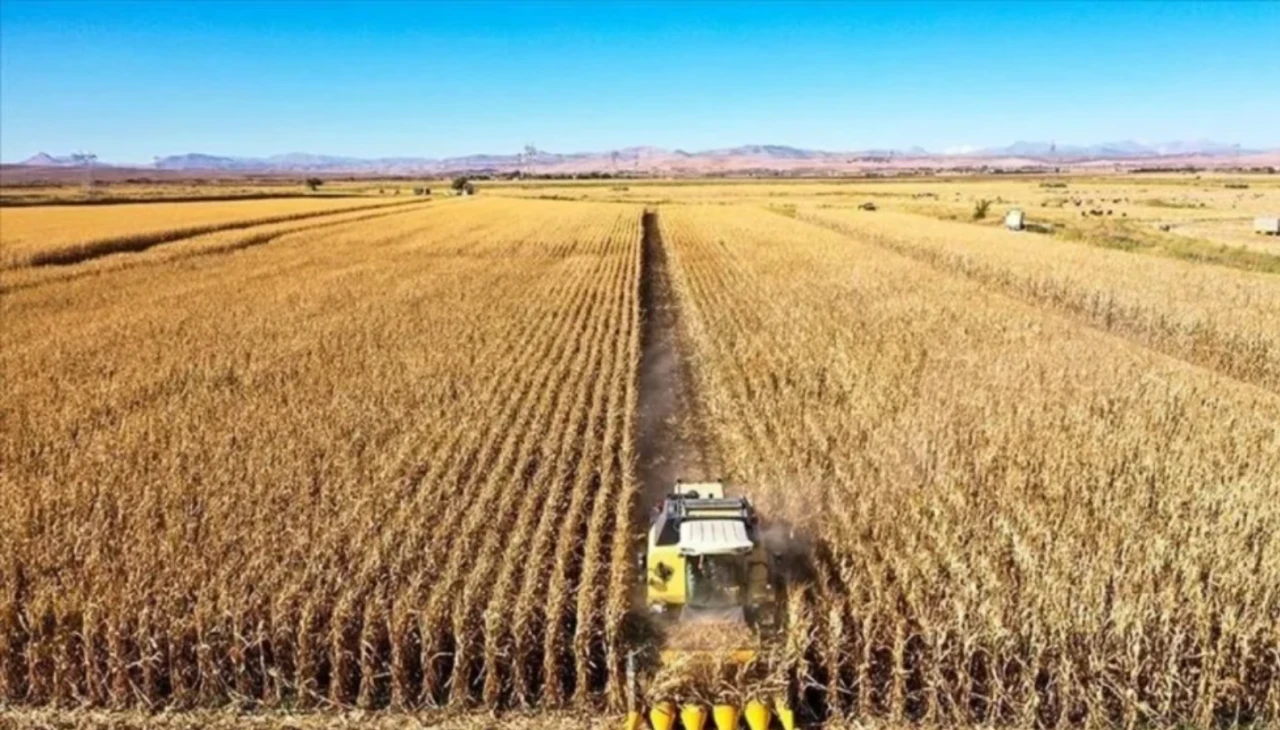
463, 182, 476, 196
973, 198, 992, 220
451, 176, 469, 192
305, 177, 324, 192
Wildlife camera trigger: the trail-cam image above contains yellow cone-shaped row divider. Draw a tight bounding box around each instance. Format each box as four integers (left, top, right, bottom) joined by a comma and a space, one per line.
681, 703, 709, 730
640, 698, 790, 730
774, 697, 796, 730
744, 699, 771, 730
713, 703, 740, 730
650, 701, 676, 730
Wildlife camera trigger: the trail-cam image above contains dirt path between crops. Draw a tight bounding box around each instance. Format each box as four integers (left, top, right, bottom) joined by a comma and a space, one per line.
630, 209, 808, 718
630, 206, 724, 675
635, 208, 717, 527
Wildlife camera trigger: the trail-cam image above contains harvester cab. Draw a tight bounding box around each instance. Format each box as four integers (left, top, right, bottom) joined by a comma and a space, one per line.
644, 481, 777, 631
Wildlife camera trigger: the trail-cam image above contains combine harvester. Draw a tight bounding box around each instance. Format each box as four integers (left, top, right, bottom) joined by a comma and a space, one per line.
626, 482, 798, 730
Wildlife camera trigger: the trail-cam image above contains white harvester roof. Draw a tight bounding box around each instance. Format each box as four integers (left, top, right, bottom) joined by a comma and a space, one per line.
675, 481, 725, 499
678, 519, 754, 555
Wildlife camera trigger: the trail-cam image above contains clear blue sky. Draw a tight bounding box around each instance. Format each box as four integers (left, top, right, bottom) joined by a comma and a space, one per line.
1, 1, 1277, 162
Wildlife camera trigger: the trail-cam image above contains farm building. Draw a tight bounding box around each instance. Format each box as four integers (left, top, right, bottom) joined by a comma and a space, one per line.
1255, 216, 1280, 235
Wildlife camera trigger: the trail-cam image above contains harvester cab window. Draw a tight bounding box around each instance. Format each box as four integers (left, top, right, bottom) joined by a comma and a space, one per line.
686, 554, 746, 608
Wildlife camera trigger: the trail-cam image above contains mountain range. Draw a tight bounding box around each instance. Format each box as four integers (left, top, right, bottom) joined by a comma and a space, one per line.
17, 153, 87, 168
11, 140, 1273, 175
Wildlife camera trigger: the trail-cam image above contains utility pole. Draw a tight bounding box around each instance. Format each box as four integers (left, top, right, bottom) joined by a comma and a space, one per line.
71, 152, 98, 194
524, 143, 537, 178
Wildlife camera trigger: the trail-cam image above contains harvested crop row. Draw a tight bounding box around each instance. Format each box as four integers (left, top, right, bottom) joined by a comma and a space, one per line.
659, 204, 1280, 728
0, 195, 428, 269
0, 198, 642, 711
0, 200, 443, 293
795, 207, 1280, 392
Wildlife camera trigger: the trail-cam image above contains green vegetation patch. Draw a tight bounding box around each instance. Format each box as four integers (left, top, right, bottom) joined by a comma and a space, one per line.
1057, 220, 1280, 274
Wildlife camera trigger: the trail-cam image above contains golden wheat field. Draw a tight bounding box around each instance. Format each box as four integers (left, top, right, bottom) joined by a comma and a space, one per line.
2, 178, 1279, 729
0, 196, 432, 270
0, 179, 443, 207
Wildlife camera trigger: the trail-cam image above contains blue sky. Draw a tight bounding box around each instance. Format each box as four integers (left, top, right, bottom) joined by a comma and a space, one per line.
1, 1, 1277, 162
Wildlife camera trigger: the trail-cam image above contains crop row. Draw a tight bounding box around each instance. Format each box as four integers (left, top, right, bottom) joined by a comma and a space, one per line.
795, 207, 1280, 392
5, 197, 1278, 727
0, 201, 442, 293
0, 195, 424, 269
0, 199, 643, 711
660, 204, 1280, 728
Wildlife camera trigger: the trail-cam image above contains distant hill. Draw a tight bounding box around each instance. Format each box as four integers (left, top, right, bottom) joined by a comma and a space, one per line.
9, 140, 1273, 176
153, 154, 261, 171
18, 152, 87, 168
975, 140, 1247, 158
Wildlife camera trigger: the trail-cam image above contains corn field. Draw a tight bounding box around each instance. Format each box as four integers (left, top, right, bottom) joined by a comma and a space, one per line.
659, 204, 1280, 727
0, 196, 419, 270
2, 193, 1278, 728
797, 207, 1280, 392
1, 198, 643, 713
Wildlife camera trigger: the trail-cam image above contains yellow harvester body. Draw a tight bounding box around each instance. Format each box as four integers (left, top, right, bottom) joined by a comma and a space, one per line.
629, 483, 793, 730
644, 481, 777, 650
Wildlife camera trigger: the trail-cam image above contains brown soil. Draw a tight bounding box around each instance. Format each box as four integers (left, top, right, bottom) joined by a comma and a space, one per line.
634, 208, 716, 523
